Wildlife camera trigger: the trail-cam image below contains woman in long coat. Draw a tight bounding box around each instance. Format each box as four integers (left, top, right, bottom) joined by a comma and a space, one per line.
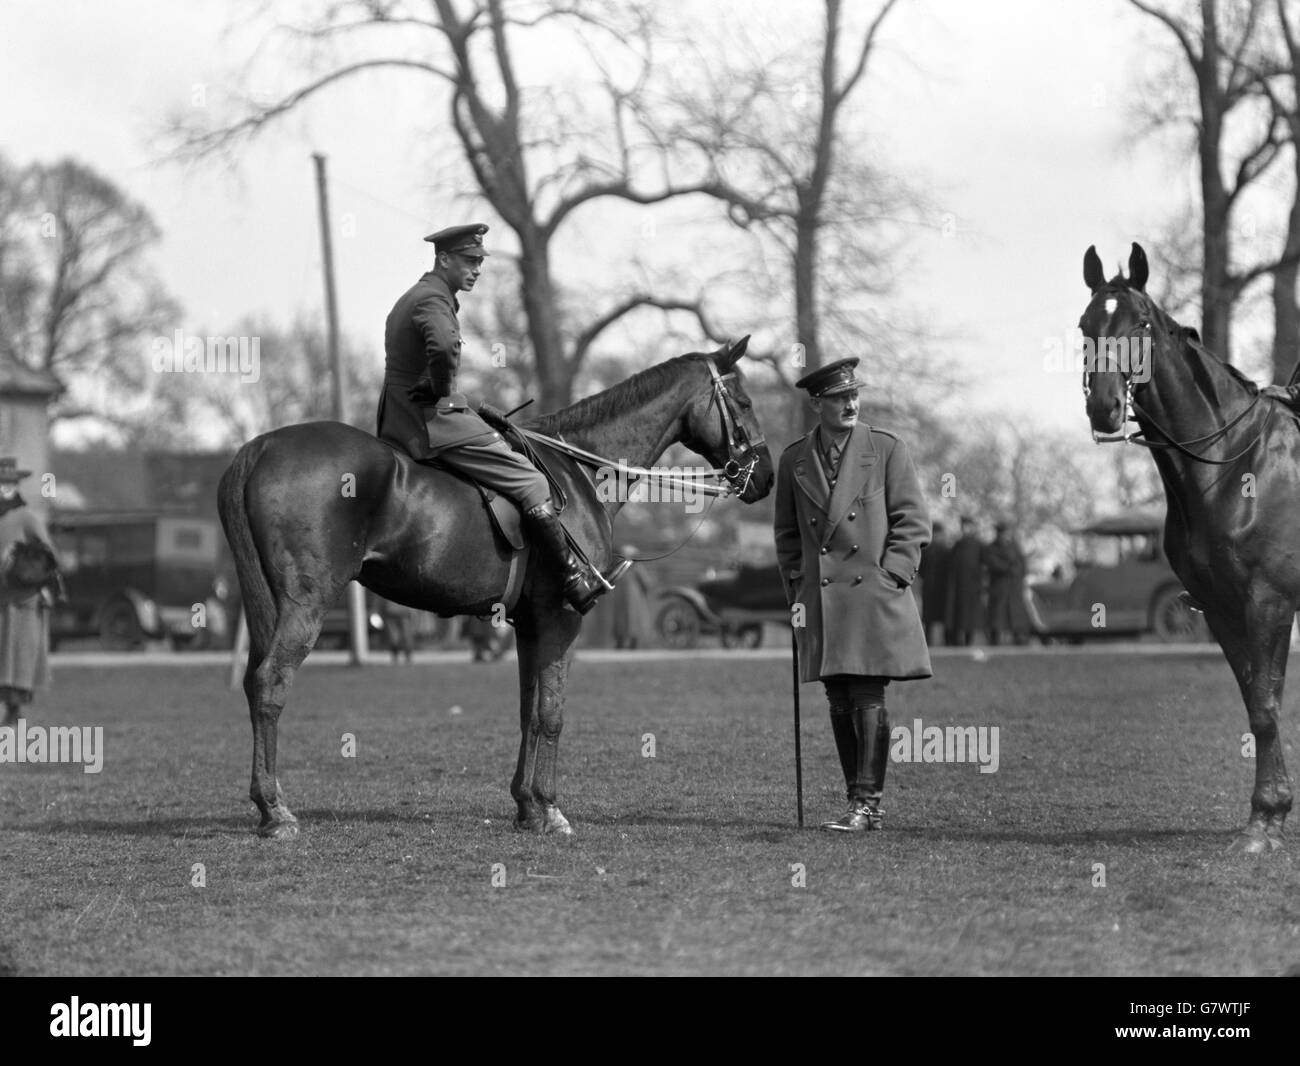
0, 458, 57, 726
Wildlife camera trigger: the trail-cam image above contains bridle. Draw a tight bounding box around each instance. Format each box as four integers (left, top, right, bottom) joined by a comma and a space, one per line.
704, 359, 766, 497
1080, 289, 1271, 466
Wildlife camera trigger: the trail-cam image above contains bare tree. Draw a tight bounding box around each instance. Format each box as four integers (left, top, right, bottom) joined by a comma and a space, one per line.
139, 314, 381, 449
1128, 0, 1290, 363
0, 154, 178, 429
1252, 0, 1300, 381
167, 0, 738, 411
639, 0, 940, 431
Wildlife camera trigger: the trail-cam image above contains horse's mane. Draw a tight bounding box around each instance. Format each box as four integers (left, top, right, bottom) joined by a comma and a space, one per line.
529, 353, 708, 436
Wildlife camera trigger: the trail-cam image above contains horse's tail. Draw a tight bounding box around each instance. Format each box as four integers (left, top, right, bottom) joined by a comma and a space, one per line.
218, 437, 276, 669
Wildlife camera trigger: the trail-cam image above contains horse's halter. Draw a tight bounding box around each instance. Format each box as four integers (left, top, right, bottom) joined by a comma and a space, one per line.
1080, 287, 1269, 465
704, 360, 766, 496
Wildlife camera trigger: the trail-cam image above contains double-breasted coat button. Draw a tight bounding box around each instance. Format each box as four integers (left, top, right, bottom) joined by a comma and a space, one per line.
829, 478, 836, 486
848, 512, 856, 520
820, 578, 830, 586
853, 575, 863, 584
810, 517, 818, 526
820, 547, 828, 555
849, 544, 859, 553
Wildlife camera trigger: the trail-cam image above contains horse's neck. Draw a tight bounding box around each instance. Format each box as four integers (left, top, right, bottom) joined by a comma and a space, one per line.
541, 375, 693, 472
1140, 324, 1261, 488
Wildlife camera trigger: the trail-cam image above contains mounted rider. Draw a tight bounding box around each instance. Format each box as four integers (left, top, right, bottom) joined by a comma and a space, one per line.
376, 222, 607, 614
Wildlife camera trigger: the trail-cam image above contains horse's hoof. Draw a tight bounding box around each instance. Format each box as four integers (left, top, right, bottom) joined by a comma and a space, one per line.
542, 807, 573, 836
257, 815, 300, 840
514, 816, 543, 833
1227, 829, 1270, 855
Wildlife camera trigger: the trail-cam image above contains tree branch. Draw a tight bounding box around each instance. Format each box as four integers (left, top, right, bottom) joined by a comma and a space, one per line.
1127, 0, 1201, 69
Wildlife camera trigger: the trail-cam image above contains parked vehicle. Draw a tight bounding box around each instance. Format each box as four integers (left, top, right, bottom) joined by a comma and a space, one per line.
655, 563, 788, 649
49, 510, 230, 650
1028, 511, 1208, 642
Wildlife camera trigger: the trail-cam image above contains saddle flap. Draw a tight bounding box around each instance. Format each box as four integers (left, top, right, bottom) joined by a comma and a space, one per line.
477, 485, 525, 551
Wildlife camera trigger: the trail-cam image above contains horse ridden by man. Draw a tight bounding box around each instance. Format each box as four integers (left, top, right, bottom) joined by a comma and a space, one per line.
219, 222, 774, 839
1080, 242, 1298, 853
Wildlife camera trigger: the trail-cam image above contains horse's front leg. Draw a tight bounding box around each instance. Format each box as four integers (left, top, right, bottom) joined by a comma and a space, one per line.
1206, 594, 1295, 853
511, 608, 581, 835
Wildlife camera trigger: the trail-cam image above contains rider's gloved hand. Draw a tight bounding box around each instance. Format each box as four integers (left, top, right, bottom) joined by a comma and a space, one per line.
477, 401, 512, 431
407, 377, 442, 405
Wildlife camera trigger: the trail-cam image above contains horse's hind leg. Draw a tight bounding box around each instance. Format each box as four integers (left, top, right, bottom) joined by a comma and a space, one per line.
245, 598, 330, 839
511, 606, 581, 835
1205, 594, 1295, 853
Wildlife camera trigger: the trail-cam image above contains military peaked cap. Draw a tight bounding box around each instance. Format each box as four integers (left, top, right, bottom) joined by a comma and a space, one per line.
795, 357, 865, 397
424, 223, 491, 257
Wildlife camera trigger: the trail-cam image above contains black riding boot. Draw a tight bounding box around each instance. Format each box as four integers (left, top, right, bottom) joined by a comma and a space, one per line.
523, 501, 606, 615
822, 701, 876, 832
851, 699, 889, 829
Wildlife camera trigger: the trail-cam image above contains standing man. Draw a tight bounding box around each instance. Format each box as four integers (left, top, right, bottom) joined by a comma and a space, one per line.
773, 359, 932, 832
983, 519, 1029, 646
376, 222, 608, 615
946, 515, 984, 647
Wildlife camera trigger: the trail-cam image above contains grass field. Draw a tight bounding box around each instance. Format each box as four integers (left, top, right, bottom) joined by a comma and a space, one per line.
1, 650, 1298, 976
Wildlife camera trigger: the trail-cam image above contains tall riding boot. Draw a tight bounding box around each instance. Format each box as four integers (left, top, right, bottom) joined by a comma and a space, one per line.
523, 501, 606, 615
822, 701, 874, 832
851, 699, 890, 829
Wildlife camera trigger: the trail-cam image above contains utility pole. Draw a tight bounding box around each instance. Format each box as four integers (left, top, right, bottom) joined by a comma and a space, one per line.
313, 152, 367, 665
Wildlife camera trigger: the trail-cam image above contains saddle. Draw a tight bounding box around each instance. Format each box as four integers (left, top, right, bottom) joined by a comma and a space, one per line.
420, 424, 610, 616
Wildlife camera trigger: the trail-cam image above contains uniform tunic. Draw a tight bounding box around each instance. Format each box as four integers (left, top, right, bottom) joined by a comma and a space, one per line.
0, 504, 54, 698
774, 423, 932, 682
376, 271, 549, 509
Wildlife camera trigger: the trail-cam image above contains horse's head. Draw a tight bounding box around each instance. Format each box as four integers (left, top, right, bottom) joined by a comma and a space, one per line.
680, 336, 775, 503
1080, 242, 1156, 436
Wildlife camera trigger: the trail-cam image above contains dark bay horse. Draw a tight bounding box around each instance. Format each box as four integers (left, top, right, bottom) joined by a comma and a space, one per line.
1081, 243, 1297, 853
218, 338, 773, 839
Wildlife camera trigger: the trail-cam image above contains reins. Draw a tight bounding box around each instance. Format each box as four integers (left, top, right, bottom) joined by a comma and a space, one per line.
514, 359, 765, 563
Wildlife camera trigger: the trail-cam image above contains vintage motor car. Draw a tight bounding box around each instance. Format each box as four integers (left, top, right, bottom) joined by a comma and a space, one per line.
49, 509, 231, 650
655, 563, 788, 649
1027, 511, 1208, 643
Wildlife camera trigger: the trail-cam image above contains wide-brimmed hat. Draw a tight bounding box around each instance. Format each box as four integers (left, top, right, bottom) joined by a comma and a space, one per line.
0, 458, 32, 483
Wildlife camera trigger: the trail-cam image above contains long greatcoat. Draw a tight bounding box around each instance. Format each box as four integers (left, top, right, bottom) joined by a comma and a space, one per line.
376, 271, 497, 458
774, 423, 932, 682
983, 536, 1029, 634
0, 504, 54, 695
946, 533, 985, 636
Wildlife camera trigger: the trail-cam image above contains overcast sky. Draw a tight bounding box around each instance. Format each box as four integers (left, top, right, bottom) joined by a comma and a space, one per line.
1, 0, 1231, 442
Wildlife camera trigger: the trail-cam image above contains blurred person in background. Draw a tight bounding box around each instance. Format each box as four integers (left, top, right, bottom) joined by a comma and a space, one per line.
946, 515, 984, 647
0, 458, 60, 727
611, 544, 654, 650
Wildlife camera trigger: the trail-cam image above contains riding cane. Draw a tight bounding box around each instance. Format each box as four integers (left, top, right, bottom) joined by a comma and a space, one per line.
791, 628, 804, 828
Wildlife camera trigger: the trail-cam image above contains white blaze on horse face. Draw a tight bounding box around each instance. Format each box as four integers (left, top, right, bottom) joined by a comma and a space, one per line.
1105, 298, 1118, 316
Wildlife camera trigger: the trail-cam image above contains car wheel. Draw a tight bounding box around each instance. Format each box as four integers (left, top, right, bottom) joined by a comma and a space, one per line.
656, 600, 701, 650
99, 599, 144, 650
1150, 586, 1209, 643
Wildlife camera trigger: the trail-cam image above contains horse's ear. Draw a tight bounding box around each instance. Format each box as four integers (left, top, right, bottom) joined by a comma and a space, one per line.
719, 335, 750, 369
1128, 243, 1149, 292
1083, 245, 1105, 292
